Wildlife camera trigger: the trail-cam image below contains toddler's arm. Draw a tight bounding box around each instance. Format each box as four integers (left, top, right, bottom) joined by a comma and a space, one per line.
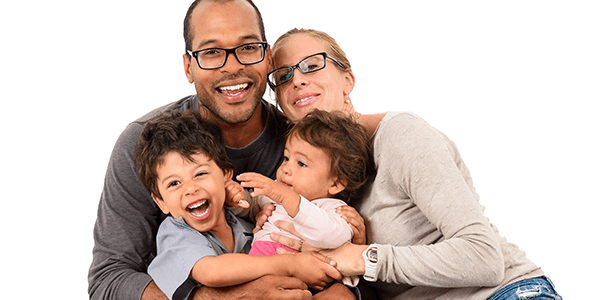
237, 172, 302, 217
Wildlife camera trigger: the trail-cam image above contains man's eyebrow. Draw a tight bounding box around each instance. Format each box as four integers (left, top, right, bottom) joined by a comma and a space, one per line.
194, 34, 263, 50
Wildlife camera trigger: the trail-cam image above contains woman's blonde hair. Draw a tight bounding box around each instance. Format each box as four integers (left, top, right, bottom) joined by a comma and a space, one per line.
272, 28, 352, 72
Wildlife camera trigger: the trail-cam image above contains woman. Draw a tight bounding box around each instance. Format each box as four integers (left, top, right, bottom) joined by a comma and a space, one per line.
267, 28, 561, 300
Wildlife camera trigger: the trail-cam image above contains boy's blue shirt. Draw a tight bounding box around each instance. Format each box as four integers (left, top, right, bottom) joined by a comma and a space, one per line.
148, 210, 254, 300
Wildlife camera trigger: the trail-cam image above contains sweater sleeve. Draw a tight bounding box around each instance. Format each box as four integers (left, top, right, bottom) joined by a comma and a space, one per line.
291, 197, 353, 249
88, 122, 164, 300
373, 113, 504, 288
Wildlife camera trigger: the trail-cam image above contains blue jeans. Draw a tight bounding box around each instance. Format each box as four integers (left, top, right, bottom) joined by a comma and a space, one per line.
488, 276, 562, 300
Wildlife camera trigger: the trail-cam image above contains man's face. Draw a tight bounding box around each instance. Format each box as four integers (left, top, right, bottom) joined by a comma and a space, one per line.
184, 0, 272, 125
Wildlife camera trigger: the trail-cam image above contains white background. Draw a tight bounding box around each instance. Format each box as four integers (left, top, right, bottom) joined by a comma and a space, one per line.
1, 1, 598, 299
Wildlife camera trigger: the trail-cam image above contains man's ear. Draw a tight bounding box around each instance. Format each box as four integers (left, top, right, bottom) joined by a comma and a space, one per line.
152, 193, 170, 215
328, 177, 348, 197
183, 53, 194, 84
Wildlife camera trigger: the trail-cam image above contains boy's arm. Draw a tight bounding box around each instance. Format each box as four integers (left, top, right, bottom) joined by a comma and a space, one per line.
237, 172, 302, 217
191, 252, 341, 290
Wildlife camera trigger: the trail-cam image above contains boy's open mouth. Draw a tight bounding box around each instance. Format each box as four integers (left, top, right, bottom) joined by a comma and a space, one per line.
187, 200, 210, 218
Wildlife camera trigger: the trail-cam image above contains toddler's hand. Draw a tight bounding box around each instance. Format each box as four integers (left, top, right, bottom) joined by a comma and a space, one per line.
336, 206, 366, 245
237, 172, 293, 204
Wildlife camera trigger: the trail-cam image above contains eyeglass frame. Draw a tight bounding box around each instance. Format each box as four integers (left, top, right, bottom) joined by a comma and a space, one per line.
186, 41, 268, 70
267, 52, 346, 89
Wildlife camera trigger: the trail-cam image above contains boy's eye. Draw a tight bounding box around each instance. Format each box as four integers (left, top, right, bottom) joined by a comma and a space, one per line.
297, 161, 307, 167
167, 181, 181, 188
282, 155, 290, 162
196, 171, 207, 177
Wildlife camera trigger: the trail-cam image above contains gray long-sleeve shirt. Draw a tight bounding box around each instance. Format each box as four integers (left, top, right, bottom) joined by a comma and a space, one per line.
352, 112, 544, 300
88, 95, 289, 299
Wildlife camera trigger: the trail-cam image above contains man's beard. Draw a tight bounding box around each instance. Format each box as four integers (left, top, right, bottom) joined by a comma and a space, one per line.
195, 71, 265, 125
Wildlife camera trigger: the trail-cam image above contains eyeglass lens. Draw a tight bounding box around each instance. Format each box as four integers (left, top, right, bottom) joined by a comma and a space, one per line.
269, 54, 326, 87
196, 43, 265, 69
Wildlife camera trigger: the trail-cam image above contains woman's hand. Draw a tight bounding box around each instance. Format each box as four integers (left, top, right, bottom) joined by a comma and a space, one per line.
318, 243, 367, 277
272, 221, 368, 278
253, 202, 275, 234
271, 220, 319, 253
336, 206, 366, 245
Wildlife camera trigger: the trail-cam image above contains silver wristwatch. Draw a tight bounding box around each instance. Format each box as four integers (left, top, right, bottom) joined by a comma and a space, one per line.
362, 244, 378, 282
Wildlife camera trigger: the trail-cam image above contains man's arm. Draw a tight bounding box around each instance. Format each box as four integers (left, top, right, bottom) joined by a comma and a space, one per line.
89, 123, 164, 300
190, 275, 313, 300
142, 281, 169, 300
141, 276, 318, 300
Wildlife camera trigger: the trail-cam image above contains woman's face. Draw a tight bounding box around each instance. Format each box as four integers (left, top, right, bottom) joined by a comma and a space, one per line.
272, 34, 355, 121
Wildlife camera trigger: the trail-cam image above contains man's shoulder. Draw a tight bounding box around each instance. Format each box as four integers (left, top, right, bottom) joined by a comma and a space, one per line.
134, 95, 199, 124
261, 100, 290, 132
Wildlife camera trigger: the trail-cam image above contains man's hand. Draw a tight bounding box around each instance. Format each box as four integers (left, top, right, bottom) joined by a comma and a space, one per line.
190, 275, 312, 300
313, 282, 356, 300
289, 252, 341, 290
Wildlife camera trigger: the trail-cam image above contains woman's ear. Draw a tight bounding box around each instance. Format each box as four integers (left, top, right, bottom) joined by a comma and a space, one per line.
152, 194, 170, 215
328, 177, 348, 197
342, 71, 356, 96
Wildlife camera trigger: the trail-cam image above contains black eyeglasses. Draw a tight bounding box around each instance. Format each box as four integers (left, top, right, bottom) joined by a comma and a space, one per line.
187, 42, 268, 70
267, 52, 345, 89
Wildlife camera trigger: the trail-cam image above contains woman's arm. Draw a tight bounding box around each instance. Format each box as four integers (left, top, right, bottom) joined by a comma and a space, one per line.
363, 113, 504, 287
191, 252, 341, 290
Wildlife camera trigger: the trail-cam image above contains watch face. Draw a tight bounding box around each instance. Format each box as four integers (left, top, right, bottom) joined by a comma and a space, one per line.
368, 249, 377, 262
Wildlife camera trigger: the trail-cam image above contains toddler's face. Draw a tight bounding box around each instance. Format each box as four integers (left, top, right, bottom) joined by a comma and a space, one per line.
276, 135, 343, 200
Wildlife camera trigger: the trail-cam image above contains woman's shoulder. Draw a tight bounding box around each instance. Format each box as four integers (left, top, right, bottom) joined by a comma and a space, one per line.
376, 111, 434, 135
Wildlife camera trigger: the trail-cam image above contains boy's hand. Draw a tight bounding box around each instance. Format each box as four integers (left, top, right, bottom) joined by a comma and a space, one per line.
289, 252, 341, 291
336, 206, 366, 245
224, 179, 249, 208
237, 173, 298, 205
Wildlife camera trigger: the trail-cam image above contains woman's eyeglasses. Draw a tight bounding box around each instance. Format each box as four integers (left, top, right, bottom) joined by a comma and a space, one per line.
267, 52, 345, 89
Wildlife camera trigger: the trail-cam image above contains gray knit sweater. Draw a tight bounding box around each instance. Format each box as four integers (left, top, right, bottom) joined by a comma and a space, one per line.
352, 112, 544, 300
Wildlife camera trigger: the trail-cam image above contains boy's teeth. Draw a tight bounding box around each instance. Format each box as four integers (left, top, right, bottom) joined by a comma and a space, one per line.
188, 200, 209, 217
188, 200, 207, 209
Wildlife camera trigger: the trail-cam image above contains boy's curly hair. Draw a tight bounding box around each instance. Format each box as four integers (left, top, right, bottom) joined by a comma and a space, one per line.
134, 110, 233, 200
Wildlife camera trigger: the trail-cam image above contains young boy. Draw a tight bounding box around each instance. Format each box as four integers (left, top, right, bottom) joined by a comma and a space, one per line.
133, 110, 341, 300
235, 109, 376, 285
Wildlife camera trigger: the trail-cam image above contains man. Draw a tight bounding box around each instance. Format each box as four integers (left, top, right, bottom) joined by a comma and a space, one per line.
88, 1, 328, 299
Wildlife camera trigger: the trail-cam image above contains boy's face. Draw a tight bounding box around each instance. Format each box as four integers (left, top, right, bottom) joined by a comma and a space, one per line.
152, 151, 231, 233
276, 135, 345, 200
